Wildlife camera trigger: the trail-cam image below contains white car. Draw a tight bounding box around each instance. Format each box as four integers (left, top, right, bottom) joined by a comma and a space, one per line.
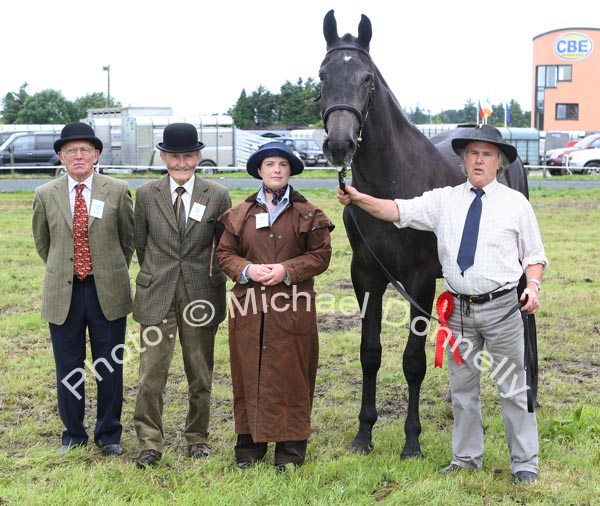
566, 148, 600, 175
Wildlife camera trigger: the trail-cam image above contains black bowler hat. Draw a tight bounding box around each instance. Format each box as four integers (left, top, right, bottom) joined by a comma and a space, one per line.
451, 124, 518, 163
246, 142, 304, 179
157, 123, 205, 153
54, 122, 103, 154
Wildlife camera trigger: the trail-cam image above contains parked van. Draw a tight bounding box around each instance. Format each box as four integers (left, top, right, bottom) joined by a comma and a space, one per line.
0, 132, 61, 174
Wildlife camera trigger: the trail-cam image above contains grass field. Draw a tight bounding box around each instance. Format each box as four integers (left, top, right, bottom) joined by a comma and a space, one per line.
0, 186, 599, 505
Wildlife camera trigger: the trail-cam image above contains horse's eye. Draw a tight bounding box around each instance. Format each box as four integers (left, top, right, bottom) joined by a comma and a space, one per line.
365, 73, 373, 85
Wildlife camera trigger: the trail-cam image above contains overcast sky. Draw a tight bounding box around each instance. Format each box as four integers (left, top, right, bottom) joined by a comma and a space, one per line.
2, 0, 594, 119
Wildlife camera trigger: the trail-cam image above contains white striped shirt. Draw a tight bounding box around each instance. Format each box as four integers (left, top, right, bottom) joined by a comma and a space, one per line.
394, 180, 548, 295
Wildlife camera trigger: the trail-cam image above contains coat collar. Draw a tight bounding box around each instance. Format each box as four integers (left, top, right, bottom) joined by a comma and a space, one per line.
155, 174, 211, 235
244, 186, 307, 204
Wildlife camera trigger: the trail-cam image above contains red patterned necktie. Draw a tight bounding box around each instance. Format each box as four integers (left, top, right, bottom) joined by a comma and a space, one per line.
73, 183, 92, 280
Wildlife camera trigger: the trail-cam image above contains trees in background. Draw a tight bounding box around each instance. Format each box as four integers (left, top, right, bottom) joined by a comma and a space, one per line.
2, 81, 530, 128
0, 84, 120, 125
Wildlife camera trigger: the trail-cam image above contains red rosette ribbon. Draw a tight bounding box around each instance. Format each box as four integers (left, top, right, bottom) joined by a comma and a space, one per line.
435, 291, 462, 368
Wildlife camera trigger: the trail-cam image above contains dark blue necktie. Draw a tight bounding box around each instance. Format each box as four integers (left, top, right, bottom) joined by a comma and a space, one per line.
457, 188, 485, 275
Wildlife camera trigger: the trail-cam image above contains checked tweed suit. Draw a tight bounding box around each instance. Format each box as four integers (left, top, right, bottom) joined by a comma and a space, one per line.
133, 174, 231, 453
32, 173, 134, 447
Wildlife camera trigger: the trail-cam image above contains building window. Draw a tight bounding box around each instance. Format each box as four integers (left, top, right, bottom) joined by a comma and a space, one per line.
556, 103, 579, 120
536, 64, 572, 88
546, 66, 558, 88
558, 65, 572, 82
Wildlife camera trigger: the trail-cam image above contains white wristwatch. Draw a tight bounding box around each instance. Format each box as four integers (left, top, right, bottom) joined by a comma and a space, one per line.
527, 278, 541, 292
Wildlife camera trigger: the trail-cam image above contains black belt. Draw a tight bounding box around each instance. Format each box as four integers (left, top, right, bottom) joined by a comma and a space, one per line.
451, 287, 513, 305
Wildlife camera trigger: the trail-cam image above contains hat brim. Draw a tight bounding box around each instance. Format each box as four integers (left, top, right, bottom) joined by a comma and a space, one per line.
451, 138, 518, 164
54, 136, 103, 154
157, 141, 206, 153
246, 147, 304, 179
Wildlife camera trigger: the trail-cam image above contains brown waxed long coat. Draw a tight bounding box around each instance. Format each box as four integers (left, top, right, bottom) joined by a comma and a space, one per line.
217, 189, 333, 442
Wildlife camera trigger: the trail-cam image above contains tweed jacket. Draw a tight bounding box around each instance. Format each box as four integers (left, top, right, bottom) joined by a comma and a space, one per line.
133, 174, 231, 326
32, 173, 135, 325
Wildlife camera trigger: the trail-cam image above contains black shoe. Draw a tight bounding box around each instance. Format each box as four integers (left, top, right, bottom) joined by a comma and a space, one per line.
135, 449, 162, 468
102, 444, 123, 456
58, 441, 87, 454
274, 463, 288, 474
236, 460, 253, 469
438, 463, 476, 473
513, 471, 537, 484
188, 443, 211, 459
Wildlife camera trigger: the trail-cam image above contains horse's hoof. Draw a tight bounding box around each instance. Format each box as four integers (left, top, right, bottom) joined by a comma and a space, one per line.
400, 445, 424, 459
348, 440, 373, 455
443, 390, 452, 403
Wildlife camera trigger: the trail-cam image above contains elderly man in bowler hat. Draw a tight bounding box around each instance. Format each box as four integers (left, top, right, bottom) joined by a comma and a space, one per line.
337, 125, 548, 484
132, 122, 231, 468
32, 122, 134, 456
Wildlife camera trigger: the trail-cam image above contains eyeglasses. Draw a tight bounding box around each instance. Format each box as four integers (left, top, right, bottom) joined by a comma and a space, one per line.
62, 146, 96, 156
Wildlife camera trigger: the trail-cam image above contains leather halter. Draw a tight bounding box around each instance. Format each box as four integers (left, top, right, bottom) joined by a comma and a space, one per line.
320, 44, 376, 128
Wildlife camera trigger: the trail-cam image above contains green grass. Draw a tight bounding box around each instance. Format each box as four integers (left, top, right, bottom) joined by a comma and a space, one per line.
0, 188, 599, 505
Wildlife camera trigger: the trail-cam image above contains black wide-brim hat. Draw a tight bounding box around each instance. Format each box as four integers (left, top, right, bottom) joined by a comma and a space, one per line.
451, 124, 518, 163
157, 123, 205, 153
54, 122, 103, 154
246, 141, 304, 179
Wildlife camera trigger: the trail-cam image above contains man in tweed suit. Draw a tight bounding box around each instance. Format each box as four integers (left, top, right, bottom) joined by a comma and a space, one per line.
133, 123, 231, 468
32, 123, 134, 456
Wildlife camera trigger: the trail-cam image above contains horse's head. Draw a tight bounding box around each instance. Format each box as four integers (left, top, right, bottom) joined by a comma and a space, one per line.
319, 9, 374, 166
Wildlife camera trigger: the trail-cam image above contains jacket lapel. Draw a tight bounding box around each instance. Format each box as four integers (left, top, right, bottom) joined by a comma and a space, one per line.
89, 173, 109, 229
156, 175, 179, 233
186, 176, 209, 235
51, 176, 73, 232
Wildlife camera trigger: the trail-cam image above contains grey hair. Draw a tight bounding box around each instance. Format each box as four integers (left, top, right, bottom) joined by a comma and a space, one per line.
457, 144, 511, 176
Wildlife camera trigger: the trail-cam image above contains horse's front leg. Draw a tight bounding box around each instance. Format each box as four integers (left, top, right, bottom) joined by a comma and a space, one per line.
400, 276, 435, 459
349, 282, 385, 454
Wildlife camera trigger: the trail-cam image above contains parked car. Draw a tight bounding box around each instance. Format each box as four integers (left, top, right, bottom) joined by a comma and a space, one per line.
544, 134, 600, 175
0, 132, 61, 174
278, 137, 328, 167
565, 148, 600, 175
0, 130, 30, 145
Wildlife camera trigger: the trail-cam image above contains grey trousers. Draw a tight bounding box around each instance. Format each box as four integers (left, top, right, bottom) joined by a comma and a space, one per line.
446, 289, 539, 474
134, 274, 217, 452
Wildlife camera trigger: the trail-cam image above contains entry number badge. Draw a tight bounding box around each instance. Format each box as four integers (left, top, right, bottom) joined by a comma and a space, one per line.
90, 199, 104, 219
255, 213, 269, 229
189, 203, 206, 222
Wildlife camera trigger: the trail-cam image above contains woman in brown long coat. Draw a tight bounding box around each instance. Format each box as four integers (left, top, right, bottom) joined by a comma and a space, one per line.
217, 142, 334, 471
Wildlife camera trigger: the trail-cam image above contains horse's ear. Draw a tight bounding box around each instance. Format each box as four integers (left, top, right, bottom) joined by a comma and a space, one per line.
357, 14, 372, 50
323, 9, 339, 47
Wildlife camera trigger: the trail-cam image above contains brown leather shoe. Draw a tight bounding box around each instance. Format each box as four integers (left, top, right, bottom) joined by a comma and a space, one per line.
188, 443, 211, 458
135, 449, 162, 468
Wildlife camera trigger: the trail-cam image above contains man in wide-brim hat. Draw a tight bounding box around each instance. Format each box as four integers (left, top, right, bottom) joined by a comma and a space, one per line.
336, 124, 548, 485
132, 122, 231, 468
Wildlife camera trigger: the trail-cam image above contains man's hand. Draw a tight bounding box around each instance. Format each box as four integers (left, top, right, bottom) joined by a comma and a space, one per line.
520, 288, 540, 315
337, 184, 359, 206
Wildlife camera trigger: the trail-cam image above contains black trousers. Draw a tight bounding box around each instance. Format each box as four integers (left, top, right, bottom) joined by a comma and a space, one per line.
235, 434, 307, 466
49, 276, 126, 446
